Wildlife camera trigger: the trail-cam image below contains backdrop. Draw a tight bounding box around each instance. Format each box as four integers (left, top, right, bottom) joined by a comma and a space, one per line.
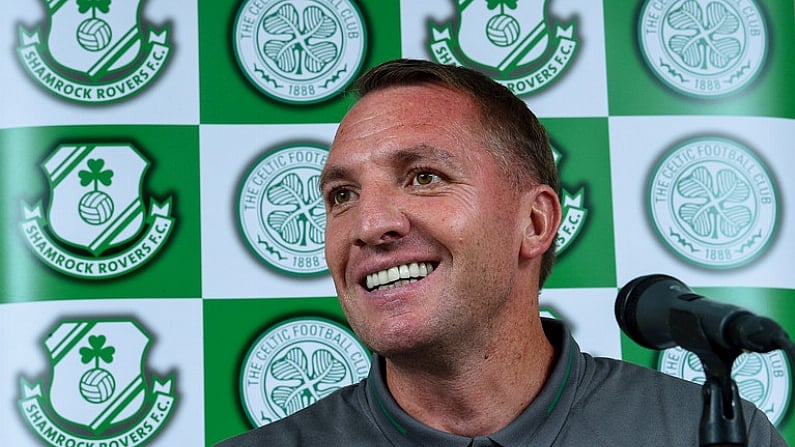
1, 1, 794, 445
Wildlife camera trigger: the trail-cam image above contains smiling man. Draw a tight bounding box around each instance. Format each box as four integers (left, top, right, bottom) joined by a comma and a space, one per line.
216, 59, 785, 446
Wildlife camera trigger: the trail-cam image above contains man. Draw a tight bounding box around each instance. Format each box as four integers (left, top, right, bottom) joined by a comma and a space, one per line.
217, 59, 786, 446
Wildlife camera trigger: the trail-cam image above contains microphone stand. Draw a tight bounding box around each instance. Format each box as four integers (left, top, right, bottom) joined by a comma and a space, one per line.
671, 309, 747, 446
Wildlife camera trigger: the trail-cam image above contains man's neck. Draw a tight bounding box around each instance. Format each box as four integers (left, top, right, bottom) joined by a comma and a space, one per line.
383, 318, 555, 437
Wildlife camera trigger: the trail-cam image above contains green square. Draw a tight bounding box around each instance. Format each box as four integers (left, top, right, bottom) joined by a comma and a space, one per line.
203, 296, 354, 446
0, 125, 201, 301
604, 1, 795, 118
198, 0, 402, 124
542, 118, 616, 288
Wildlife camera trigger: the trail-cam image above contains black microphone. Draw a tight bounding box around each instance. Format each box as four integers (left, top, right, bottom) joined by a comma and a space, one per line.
615, 274, 788, 354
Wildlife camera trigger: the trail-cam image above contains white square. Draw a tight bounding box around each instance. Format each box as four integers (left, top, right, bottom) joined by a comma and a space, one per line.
540, 287, 623, 359
399, 0, 608, 118
0, 1, 200, 128
609, 115, 795, 289
200, 123, 338, 298
0, 298, 205, 446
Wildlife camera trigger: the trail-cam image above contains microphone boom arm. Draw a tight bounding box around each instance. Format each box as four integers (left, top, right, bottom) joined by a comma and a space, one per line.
670, 308, 747, 446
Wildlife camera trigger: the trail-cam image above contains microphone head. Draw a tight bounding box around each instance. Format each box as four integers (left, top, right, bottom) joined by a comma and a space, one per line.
615, 274, 691, 350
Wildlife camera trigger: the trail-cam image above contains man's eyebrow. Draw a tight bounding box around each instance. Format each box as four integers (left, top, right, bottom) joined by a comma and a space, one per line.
319, 165, 350, 191
319, 144, 460, 190
391, 144, 456, 166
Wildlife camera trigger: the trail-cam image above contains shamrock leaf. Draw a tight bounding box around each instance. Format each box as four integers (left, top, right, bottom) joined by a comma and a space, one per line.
667, 0, 741, 69
263, 3, 300, 35
687, 351, 704, 373
267, 174, 325, 246
312, 349, 346, 388
487, 0, 518, 10
78, 158, 114, 191
734, 354, 763, 378
734, 355, 764, 402
668, 0, 702, 31
271, 348, 309, 381
260, 4, 339, 75
677, 167, 751, 239
77, 0, 112, 14
79, 334, 116, 367
303, 6, 337, 39
304, 42, 337, 73
270, 348, 348, 415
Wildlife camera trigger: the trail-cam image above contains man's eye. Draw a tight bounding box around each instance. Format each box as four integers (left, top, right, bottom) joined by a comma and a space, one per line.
413, 172, 438, 186
333, 189, 353, 205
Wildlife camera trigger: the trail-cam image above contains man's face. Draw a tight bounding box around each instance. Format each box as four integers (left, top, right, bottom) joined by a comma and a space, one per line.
321, 84, 528, 357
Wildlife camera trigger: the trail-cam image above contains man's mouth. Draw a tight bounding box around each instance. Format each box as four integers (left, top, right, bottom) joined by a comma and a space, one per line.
365, 262, 436, 292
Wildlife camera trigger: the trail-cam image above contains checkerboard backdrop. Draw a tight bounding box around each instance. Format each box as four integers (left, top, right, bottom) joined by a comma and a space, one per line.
2, 1, 794, 445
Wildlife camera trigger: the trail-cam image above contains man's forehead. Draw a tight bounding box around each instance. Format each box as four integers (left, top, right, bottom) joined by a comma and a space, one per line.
343, 83, 473, 120
331, 88, 477, 146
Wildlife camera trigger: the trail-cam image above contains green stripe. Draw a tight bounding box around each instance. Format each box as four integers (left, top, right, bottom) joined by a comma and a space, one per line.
369, 378, 407, 436
50, 145, 92, 188
53, 322, 94, 366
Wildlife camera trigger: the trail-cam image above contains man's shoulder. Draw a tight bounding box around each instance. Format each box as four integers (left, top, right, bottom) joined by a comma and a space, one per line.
587, 355, 701, 391
213, 380, 380, 447
580, 354, 705, 409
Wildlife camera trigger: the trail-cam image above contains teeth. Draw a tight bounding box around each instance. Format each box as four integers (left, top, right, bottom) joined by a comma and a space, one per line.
366, 262, 435, 291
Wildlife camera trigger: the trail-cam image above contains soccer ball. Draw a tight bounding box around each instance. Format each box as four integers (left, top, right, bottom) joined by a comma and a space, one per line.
78, 191, 114, 225
76, 18, 113, 52
486, 14, 521, 47
79, 368, 116, 404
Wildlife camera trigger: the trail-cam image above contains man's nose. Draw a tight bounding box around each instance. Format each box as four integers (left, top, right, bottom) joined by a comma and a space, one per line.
353, 188, 409, 247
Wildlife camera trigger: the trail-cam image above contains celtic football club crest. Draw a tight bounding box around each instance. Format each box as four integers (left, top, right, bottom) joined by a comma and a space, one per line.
20, 143, 175, 279
648, 137, 777, 269
428, 0, 578, 96
240, 317, 370, 427
238, 144, 328, 275
233, 0, 367, 104
659, 347, 790, 425
18, 319, 177, 446
638, 0, 767, 97
17, 0, 171, 103
552, 146, 587, 255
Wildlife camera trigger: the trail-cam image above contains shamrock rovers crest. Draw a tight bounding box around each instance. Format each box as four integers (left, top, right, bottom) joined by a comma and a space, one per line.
240, 317, 370, 426
18, 319, 176, 446
21, 143, 175, 279
638, 0, 767, 97
648, 137, 778, 269
552, 146, 587, 255
238, 144, 328, 276
17, 0, 171, 103
233, 0, 367, 104
429, 0, 578, 96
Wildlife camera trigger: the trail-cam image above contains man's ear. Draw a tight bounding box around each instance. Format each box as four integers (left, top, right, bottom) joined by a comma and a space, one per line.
519, 184, 562, 260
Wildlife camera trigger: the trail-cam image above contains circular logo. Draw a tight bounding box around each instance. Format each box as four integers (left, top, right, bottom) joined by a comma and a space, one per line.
638, 0, 767, 97
648, 137, 778, 269
238, 144, 329, 276
240, 317, 371, 427
659, 347, 791, 425
233, 0, 367, 104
